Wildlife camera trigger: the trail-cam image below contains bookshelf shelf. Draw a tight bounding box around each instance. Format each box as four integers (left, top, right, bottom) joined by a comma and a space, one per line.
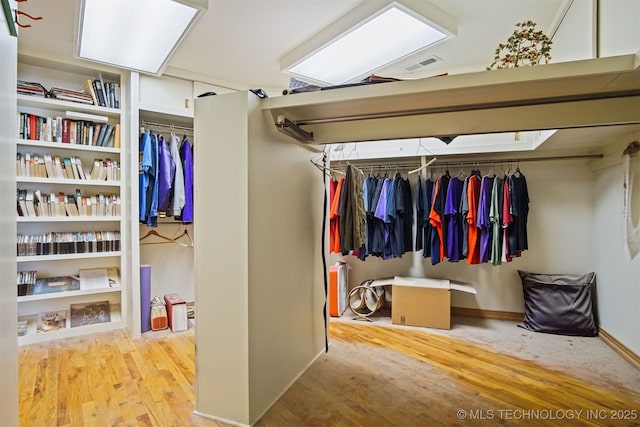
16, 59, 128, 346
17, 94, 120, 117
17, 138, 121, 154
18, 286, 121, 303
16, 177, 120, 186
17, 304, 123, 345
17, 252, 122, 263
17, 216, 121, 223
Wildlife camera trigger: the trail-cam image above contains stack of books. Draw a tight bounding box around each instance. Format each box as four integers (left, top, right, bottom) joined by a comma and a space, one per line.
17, 80, 47, 97
49, 87, 94, 105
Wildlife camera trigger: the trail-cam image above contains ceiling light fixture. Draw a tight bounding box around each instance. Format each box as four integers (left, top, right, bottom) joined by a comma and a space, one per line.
281, 0, 456, 86
76, 0, 207, 75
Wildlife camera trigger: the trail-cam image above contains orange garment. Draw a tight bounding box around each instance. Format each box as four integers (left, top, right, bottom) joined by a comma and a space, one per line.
329, 178, 344, 253
428, 177, 445, 262
466, 175, 481, 264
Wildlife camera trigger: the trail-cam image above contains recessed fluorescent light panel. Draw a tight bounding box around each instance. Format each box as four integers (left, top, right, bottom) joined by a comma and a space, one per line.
285, 2, 453, 85
76, 0, 206, 75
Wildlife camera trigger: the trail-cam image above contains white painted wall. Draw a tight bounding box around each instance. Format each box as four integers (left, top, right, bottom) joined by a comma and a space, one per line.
550, 0, 595, 62
247, 99, 326, 424
0, 7, 19, 425
592, 151, 640, 355
194, 92, 325, 425
333, 159, 596, 314
139, 224, 195, 302
194, 92, 250, 424
599, 0, 640, 57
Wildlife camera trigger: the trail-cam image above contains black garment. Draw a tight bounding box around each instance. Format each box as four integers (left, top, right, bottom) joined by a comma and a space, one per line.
510, 173, 530, 253
401, 177, 413, 253
421, 178, 435, 259
415, 176, 424, 251
431, 175, 450, 265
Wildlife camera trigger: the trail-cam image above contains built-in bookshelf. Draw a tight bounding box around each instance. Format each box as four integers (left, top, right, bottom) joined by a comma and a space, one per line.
16, 58, 127, 345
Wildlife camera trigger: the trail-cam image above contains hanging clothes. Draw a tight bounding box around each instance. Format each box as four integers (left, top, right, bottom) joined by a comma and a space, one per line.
459, 176, 470, 259
338, 164, 366, 254
429, 173, 450, 264
465, 174, 482, 264
509, 171, 529, 254
368, 175, 386, 257
444, 177, 464, 262
400, 176, 413, 255
144, 132, 160, 227
139, 131, 152, 223
329, 178, 344, 254
156, 135, 176, 217
477, 175, 495, 263
489, 176, 504, 265
179, 137, 194, 223
501, 177, 514, 262
169, 133, 185, 217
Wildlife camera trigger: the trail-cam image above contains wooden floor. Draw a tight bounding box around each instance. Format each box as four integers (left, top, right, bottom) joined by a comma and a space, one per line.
19, 322, 640, 426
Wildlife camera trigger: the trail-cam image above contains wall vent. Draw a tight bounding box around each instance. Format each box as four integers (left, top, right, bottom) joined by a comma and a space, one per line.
406, 56, 441, 72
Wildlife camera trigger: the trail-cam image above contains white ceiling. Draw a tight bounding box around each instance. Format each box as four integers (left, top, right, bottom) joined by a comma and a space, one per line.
14, 0, 640, 153
17, 0, 573, 90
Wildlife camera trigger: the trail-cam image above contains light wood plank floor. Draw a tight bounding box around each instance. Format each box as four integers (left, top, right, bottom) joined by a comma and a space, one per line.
19, 322, 640, 426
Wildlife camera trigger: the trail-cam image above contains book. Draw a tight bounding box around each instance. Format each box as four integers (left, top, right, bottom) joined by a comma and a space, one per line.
17, 189, 27, 217
95, 124, 108, 146
114, 123, 121, 148
83, 79, 99, 105
70, 301, 111, 327
75, 156, 87, 180
37, 310, 67, 333
93, 78, 107, 107
34, 190, 43, 216
44, 154, 55, 178
33, 276, 80, 295
101, 124, 114, 147
164, 293, 187, 332
79, 268, 110, 290
70, 157, 80, 180
63, 158, 75, 179
25, 190, 36, 217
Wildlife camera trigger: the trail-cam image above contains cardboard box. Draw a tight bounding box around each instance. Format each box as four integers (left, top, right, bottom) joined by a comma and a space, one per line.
391, 277, 476, 330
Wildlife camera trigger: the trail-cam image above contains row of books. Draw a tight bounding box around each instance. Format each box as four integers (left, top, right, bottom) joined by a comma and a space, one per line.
17, 112, 120, 147
17, 152, 121, 182
17, 230, 121, 256
17, 78, 120, 109
84, 78, 120, 109
17, 267, 119, 297
23, 301, 112, 335
17, 189, 121, 218
17, 270, 37, 296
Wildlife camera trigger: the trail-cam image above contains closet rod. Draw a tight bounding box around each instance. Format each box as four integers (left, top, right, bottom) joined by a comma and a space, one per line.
331, 153, 603, 170
141, 121, 194, 133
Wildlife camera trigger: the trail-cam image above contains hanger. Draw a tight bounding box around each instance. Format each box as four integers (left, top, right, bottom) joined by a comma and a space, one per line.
173, 229, 194, 248
140, 228, 193, 248
408, 156, 437, 174
310, 158, 344, 176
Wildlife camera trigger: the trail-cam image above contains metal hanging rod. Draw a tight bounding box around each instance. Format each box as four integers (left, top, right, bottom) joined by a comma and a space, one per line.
140, 120, 194, 133
330, 153, 603, 171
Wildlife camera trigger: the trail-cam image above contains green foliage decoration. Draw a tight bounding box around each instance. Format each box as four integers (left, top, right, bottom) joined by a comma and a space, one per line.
488, 21, 553, 70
